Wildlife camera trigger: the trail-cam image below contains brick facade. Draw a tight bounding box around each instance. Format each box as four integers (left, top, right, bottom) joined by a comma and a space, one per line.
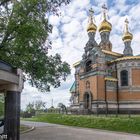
70, 6, 140, 114
132, 69, 140, 86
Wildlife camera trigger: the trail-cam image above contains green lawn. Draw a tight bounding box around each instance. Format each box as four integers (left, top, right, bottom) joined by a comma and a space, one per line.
23, 113, 140, 135
20, 125, 31, 133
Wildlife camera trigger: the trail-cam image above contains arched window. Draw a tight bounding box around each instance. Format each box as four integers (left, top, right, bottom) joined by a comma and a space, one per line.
120, 70, 128, 86
86, 60, 92, 72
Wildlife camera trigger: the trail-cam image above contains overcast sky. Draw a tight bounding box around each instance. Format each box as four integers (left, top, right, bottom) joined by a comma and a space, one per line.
21, 0, 140, 110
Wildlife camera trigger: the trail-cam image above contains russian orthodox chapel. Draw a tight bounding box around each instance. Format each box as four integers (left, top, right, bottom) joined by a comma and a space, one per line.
70, 5, 140, 114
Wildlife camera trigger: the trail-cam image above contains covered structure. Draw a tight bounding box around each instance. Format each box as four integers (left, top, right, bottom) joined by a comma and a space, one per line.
0, 60, 24, 139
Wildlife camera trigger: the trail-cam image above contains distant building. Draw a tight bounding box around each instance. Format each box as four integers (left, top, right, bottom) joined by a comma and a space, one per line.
70, 5, 140, 114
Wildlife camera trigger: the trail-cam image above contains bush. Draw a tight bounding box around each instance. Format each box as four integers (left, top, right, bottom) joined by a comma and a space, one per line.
21, 111, 35, 118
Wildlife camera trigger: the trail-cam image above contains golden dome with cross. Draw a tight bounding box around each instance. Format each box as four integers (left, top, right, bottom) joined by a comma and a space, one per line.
122, 18, 133, 42
87, 8, 97, 33
99, 4, 112, 33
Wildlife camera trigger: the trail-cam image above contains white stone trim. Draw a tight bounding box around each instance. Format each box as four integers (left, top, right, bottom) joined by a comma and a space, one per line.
0, 69, 24, 92
119, 104, 140, 109
0, 70, 18, 84
0, 84, 19, 92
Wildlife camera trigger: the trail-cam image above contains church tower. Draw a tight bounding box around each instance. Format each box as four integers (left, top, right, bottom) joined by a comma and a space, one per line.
122, 18, 133, 56
75, 8, 106, 113
83, 8, 98, 59
99, 4, 112, 51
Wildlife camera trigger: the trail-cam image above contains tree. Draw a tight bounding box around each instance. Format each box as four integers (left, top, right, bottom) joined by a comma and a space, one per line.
25, 100, 46, 112
58, 103, 67, 114
24, 100, 46, 116
25, 102, 35, 113
0, 0, 71, 91
34, 100, 46, 111
23, 102, 35, 118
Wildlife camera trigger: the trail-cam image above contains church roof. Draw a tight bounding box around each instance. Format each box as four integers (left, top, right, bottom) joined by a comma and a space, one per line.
73, 50, 123, 67
110, 56, 140, 63
73, 61, 80, 67
70, 81, 76, 93
102, 50, 123, 57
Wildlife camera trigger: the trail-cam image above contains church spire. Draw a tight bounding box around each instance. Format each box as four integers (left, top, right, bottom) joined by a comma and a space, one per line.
102, 4, 107, 20
125, 18, 129, 32
87, 8, 97, 33
99, 4, 112, 33
83, 8, 98, 58
99, 4, 112, 51
122, 18, 133, 56
89, 8, 94, 22
122, 18, 133, 42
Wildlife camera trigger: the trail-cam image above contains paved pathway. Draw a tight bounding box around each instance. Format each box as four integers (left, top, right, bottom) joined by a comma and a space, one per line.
20, 121, 140, 140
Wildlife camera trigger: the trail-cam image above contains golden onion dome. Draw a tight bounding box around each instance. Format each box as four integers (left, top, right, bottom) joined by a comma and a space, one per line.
122, 32, 133, 42
99, 19, 112, 33
87, 8, 97, 33
99, 4, 112, 33
122, 18, 133, 42
87, 22, 97, 33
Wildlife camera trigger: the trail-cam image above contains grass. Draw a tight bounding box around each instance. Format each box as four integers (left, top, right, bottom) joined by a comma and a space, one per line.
20, 125, 31, 133
22, 113, 140, 135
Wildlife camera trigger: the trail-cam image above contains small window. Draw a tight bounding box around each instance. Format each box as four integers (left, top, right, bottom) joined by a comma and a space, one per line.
86, 60, 92, 72
86, 81, 90, 89
120, 70, 128, 86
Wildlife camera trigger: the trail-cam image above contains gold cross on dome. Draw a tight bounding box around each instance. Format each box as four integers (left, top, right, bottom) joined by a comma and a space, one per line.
125, 18, 129, 32
125, 18, 129, 24
102, 4, 108, 20
89, 8, 94, 17
88, 8, 94, 23
102, 4, 108, 10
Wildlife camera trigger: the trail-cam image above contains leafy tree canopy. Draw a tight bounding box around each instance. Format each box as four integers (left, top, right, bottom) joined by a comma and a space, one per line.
0, 0, 71, 91
25, 100, 46, 112
25, 102, 35, 113
34, 100, 46, 111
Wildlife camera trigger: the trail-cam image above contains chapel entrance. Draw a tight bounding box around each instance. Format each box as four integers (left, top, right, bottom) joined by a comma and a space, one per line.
84, 92, 92, 109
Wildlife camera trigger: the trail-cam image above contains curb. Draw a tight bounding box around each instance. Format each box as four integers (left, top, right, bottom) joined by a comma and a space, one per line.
20, 126, 35, 134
